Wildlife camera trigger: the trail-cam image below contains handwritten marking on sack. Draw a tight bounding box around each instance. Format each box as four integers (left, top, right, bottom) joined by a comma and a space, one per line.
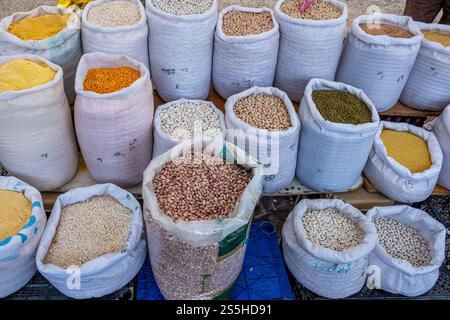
161, 68, 189, 75
230, 79, 256, 89
41, 153, 48, 159
129, 139, 137, 152
377, 71, 384, 80
66, 266, 81, 290
97, 158, 103, 163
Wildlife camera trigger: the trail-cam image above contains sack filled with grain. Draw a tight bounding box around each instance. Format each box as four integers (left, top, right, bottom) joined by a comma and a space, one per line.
36, 183, 146, 299
153, 99, 226, 158
432, 105, 450, 189
146, 0, 218, 102
296, 78, 379, 192
274, 0, 347, 102
364, 121, 443, 203
0, 176, 47, 298
225, 86, 301, 194
143, 139, 263, 300
367, 206, 446, 297
212, 6, 279, 99
0, 54, 78, 191
82, 0, 149, 69
400, 23, 450, 111
74, 52, 154, 187
336, 13, 422, 112
282, 199, 378, 299
0, 6, 82, 104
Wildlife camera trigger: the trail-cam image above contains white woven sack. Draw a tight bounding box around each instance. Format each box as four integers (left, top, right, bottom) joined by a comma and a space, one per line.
75, 52, 154, 187
282, 199, 378, 299
212, 6, 279, 99
400, 23, 450, 111
146, 0, 218, 102
366, 206, 446, 297
143, 139, 263, 299
296, 79, 379, 192
364, 121, 443, 203
36, 183, 147, 299
0, 6, 82, 104
432, 105, 450, 189
0, 55, 78, 191
336, 14, 422, 112
82, 0, 149, 69
274, 0, 347, 102
153, 99, 226, 158
0, 177, 47, 298
225, 86, 300, 194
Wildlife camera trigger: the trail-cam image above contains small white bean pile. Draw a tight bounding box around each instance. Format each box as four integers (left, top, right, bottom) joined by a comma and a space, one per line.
302, 208, 364, 251
160, 102, 222, 140
151, 0, 213, 15
87, 1, 141, 27
44, 196, 131, 269
373, 218, 432, 268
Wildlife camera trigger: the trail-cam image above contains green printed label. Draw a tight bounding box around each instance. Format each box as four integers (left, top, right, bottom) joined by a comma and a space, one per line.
218, 223, 250, 260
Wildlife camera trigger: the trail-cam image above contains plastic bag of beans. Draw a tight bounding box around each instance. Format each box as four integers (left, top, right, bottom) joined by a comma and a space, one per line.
0, 176, 47, 298
145, 0, 218, 102
212, 6, 280, 99
296, 79, 379, 192
366, 206, 446, 297
74, 52, 154, 187
432, 105, 450, 189
282, 199, 377, 299
142, 140, 263, 300
0, 54, 78, 191
153, 98, 226, 158
274, 0, 347, 102
36, 183, 146, 299
225, 86, 301, 194
0, 6, 82, 104
400, 23, 450, 111
364, 121, 443, 203
81, 0, 149, 69
336, 13, 422, 112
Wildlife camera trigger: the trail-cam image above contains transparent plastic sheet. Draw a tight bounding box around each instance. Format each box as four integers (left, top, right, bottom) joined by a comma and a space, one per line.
143, 139, 263, 300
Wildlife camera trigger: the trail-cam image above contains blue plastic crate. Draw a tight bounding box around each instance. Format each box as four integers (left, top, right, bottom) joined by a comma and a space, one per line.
136, 222, 294, 300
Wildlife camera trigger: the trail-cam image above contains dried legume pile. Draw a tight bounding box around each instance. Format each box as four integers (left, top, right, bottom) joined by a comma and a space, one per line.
312, 90, 372, 125
360, 23, 414, 38
151, 0, 212, 15
233, 94, 292, 131
281, 0, 342, 20
423, 30, 450, 47
373, 217, 432, 268
0, 190, 32, 242
302, 208, 364, 251
44, 195, 131, 268
0, 59, 56, 93
87, 1, 141, 27
83, 66, 141, 94
153, 151, 251, 222
147, 218, 246, 299
381, 129, 432, 173
8, 14, 70, 41
222, 11, 273, 36
160, 102, 222, 140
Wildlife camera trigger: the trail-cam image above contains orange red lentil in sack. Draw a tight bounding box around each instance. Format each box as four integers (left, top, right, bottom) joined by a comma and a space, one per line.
83, 67, 141, 94
381, 129, 432, 173
360, 23, 414, 39
8, 14, 70, 41
423, 31, 450, 47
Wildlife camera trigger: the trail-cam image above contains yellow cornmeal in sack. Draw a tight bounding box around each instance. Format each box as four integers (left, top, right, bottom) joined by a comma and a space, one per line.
0, 59, 56, 93
423, 31, 450, 47
0, 190, 32, 242
8, 14, 70, 41
381, 129, 432, 173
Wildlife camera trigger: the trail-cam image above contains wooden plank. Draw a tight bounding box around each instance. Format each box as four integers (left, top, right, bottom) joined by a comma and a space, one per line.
380, 101, 441, 118
331, 187, 395, 211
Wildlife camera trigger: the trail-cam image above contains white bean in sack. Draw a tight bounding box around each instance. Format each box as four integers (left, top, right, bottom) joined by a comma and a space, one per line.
367, 206, 446, 297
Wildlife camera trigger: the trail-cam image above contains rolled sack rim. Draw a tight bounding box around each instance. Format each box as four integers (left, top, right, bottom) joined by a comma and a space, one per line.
145, 0, 218, 23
